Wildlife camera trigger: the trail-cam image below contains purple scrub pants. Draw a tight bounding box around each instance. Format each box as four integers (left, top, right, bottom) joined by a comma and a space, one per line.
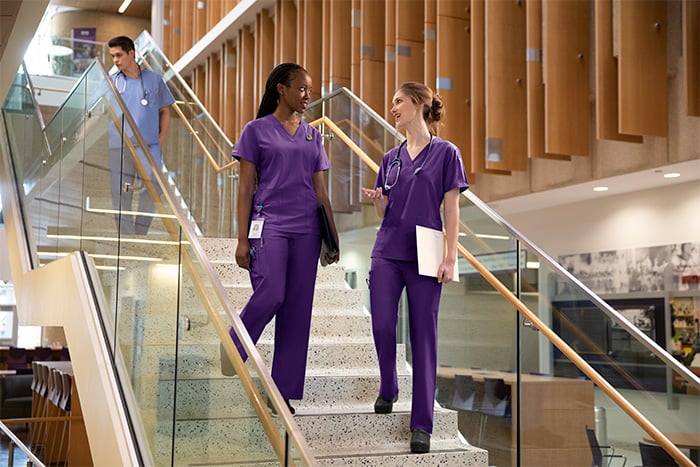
230, 234, 321, 399
369, 257, 442, 433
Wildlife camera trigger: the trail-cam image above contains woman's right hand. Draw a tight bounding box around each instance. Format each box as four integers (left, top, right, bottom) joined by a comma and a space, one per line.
235, 239, 251, 270
361, 187, 387, 206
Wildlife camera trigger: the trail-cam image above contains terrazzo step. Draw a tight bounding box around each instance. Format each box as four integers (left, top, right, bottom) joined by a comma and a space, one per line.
210, 259, 348, 286
223, 284, 364, 311
315, 440, 488, 466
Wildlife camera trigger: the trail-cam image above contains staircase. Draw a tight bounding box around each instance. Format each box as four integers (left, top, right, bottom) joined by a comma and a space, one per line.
194, 237, 488, 466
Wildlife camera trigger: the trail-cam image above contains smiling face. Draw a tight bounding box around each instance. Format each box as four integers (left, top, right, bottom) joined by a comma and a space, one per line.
277, 70, 313, 114
390, 90, 422, 130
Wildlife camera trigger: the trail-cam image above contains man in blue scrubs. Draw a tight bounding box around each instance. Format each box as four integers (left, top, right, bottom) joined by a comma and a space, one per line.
108, 35, 175, 235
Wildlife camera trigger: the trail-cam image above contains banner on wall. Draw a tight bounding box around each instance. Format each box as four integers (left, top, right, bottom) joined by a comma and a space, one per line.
558, 241, 700, 294
72, 27, 97, 75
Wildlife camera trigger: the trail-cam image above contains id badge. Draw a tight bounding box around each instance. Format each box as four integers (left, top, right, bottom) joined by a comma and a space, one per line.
248, 219, 264, 239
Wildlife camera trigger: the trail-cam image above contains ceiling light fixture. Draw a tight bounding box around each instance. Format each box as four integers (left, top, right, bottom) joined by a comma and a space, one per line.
118, 0, 133, 14
663, 172, 681, 179
593, 186, 609, 192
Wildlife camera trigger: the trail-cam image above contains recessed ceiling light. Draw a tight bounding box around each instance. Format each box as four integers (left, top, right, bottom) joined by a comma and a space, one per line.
663, 172, 681, 179
593, 186, 609, 192
118, 0, 133, 14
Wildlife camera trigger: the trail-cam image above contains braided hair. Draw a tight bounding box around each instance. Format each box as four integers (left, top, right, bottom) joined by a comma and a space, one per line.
257, 63, 308, 119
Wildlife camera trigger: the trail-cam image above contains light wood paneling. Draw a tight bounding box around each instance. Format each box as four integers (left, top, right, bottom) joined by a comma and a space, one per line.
436, 8, 470, 176
276, 0, 297, 63
352, 0, 361, 92
256, 10, 274, 113
526, 0, 569, 160
594, 0, 642, 142
170, 0, 181, 61
181, 0, 194, 53
425, 0, 437, 93
194, 64, 206, 110
384, 0, 396, 121
485, 0, 527, 171
322, 0, 332, 93
470, 0, 510, 175
544, 0, 590, 156
207, 53, 221, 123
330, 0, 352, 90
618, 0, 667, 136
298, 0, 323, 90
396, 1, 424, 85
237, 26, 255, 137
195, 0, 207, 43
163, 0, 172, 57
684, 0, 700, 116
360, 0, 385, 112
221, 40, 236, 141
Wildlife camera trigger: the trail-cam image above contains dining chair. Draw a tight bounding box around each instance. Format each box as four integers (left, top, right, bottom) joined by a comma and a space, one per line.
638, 441, 679, 467
451, 374, 476, 411
7, 346, 28, 371
585, 425, 627, 467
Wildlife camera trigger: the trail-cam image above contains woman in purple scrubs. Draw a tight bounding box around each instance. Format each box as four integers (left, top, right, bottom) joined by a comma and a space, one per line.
225, 63, 339, 414
361, 82, 468, 453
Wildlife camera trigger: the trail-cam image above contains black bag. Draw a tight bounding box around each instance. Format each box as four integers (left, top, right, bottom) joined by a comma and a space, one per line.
317, 205, 338, 266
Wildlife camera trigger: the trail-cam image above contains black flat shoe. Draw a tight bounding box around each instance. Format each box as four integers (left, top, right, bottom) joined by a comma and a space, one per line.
267, 397, 296, 415
410, 429, 430, 454
374, 394, 398, 414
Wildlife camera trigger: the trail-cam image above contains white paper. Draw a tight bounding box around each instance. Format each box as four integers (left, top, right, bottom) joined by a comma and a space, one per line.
415, 225, 459, 281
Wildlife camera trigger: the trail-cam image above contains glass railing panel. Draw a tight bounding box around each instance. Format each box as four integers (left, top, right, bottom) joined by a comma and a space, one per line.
48, 36, 109, 78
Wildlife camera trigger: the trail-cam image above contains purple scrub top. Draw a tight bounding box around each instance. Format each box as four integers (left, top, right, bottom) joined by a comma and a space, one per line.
232, 114, 330, 235
372, 136, 468, 261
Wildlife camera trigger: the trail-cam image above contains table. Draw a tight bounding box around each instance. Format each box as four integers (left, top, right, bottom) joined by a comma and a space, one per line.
643, 432, 700, 464
437, 367, 595, 467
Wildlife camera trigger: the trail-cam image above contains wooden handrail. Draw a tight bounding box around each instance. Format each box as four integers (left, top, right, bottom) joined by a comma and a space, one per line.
309, 117, 695, 467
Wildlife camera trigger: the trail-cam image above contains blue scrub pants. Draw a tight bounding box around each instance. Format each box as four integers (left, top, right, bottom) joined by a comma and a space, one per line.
230, 234, 321, 400
109, 144, 162, 235
369, 257, 442, 433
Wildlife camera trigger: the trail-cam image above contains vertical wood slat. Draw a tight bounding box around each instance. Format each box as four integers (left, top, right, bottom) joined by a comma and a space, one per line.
181, 0, 193, 53
526, 0, 569, 160
207, 53, 221, 123
330, 0, 352, 90
618, 0, 667, 136
436, 1, 471, 176
299, 0, 323, 92
256, 10, 274, 112
396, 1, 424, 85
322, 0, 332, 93
544, 0, 590, 156
352, 0, 361, 92
360, 0, 385, 112
684, 0, 700, 116
170, 0, 182, 61
384, 0, 396, 121
485, 0, 527, 171
276, 0, 297, 63
195, 0, 207, 43
162, 0, 172, 58
221, 40, 236, 141
471, 0, 509, 175
194, 64, 206, 111
424, 0, 437, 93
237, 26, 255, 138
594, 0, 642, 142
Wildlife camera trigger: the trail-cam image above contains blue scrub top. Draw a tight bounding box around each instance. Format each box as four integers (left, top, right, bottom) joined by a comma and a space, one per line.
232, 114, 330, 236
372, 136, 469, 261
109, 68, 175, 149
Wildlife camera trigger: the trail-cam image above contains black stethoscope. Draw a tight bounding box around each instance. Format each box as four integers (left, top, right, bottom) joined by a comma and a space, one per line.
115, 65, 148, 106
384, 134, 434, 191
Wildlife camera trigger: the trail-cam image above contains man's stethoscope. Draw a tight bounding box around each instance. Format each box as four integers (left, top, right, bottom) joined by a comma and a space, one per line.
115, 65, 148, 106
384, 134, 434, 191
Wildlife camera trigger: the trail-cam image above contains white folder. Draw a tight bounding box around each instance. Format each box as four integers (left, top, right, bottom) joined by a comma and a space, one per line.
415, 225, 459, 281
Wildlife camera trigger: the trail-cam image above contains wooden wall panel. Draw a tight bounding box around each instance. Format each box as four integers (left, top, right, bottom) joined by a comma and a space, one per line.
424, 0, 437, 93
221, 40, 236, 141
255, 11, 274, 112
471, 0, 510, 175
181, 0, 194, 53
298, 0, 323, 90
330, 0, 352, 90
485, 0, 527, 171
194, 64, 206, 109
594, 0, 642, 142
276, 0, 297, 63
396, 1, 424, 85
207, 53, 221, 123
436, 5, 470, 175
526, 0, 569, 160
170, 0, 182, 61
618, 0, 667, 136
544, 0, 590, 156
322, 0, 331, 93
384, 0, 396, 121
163, 0, 172, 58
684, 0, 700, 116
352, 0, 361, 92
195, 0, 207, 43
237, 26, 255, 137
360, 0, 385, 112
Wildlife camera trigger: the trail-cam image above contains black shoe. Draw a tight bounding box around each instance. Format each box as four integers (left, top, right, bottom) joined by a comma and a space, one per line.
220, 342, 235, 377
267, 397, 296, 415
410, 429, 430, 454
374, 394, 398, 414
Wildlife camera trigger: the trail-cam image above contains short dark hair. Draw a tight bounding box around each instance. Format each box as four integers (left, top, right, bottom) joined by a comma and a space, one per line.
108, 36, 135, 53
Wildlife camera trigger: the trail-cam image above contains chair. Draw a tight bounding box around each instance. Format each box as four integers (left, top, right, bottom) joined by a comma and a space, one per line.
585, 425, 627, 467
58, 346, 70, 361
451, 374, 476, 411
477, 378, 511, 445
638, 441, 679, 467
32, 346, 53, 363
6, 346, 28, 371
0, 373, 34, 419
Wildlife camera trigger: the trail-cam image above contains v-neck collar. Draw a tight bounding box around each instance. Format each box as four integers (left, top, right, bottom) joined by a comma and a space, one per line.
270, 114, 302, 138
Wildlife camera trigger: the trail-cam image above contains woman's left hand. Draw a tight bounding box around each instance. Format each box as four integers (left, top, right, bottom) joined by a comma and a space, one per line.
437, 258, 456, 283
323, 250, 340, 265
